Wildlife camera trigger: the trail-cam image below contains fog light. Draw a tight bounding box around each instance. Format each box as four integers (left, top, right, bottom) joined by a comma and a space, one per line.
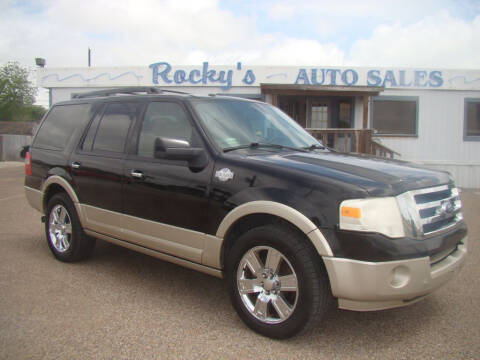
390, 266, 410, 288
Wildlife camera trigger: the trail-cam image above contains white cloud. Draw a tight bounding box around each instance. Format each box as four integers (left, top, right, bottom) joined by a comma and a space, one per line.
0, 0, 258, 66
264, 0, 476, 25
349, 10, 480, 68
268, 3, 296, 21
246, 38, 345, 66
1, 0, 477, 107
0, 0, 478, 73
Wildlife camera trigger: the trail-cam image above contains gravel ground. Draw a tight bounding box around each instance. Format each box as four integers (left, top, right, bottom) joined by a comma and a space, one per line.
0, 162, 479, 359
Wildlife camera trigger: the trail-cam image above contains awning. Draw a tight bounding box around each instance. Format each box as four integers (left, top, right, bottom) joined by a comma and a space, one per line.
260, 84, 384, 96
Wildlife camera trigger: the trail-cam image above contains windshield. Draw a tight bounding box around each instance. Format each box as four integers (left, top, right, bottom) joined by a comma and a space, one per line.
191, 99, 322, 151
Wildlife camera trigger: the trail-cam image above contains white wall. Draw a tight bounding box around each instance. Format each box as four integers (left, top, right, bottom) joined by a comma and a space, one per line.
374, 89, 480, 188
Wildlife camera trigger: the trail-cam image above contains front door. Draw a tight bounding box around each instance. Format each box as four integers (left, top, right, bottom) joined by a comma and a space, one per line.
122, 100, 213, 263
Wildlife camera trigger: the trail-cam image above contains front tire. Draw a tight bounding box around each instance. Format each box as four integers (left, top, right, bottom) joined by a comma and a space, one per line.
226, 224, 332, 339
45, 193, 95, 262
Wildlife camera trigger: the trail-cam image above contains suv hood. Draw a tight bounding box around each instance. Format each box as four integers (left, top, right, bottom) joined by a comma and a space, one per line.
243, 150, 451, 197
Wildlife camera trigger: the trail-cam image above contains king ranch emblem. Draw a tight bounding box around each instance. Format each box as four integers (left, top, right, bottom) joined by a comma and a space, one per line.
215, 168, 234, 182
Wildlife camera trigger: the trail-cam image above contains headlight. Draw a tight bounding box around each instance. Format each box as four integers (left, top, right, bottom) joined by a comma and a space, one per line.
339, 197, 405, 238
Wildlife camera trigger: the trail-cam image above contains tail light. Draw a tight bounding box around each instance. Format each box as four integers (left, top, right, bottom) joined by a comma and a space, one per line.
25, 151, 32, 176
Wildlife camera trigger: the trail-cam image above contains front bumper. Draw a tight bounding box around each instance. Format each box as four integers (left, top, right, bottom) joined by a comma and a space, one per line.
323, 236, 468, 311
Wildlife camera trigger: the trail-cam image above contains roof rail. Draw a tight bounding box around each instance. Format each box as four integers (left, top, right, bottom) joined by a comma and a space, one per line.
71, 87, 191, 99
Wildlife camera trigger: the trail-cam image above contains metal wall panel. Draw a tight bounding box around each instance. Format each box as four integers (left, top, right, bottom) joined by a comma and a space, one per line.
374, 89, 480, 188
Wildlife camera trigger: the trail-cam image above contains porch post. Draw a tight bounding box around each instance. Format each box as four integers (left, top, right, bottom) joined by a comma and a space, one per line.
362, 95, 369, 129
264, 93, 279, 106
271, 94, 279, 107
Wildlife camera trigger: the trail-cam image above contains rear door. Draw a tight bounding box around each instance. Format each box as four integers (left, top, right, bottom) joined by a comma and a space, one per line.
122, 100, 213, 263
70, 101, 142, 238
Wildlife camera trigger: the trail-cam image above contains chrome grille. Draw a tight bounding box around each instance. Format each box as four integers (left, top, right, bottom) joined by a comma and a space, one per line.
411, 185, 463, 236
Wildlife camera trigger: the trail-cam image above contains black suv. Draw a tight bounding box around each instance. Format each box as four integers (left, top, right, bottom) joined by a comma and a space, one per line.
25, 87, 467, 339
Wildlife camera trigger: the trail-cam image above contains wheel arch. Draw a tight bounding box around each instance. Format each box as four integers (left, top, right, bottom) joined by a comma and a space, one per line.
42, 176, 85, 226
217, 201, 333, 268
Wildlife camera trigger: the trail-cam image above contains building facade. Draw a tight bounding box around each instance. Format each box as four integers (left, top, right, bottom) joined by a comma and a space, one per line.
37, 63, 480, 188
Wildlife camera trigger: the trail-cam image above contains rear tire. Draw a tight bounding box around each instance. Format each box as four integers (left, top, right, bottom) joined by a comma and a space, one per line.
45, 193, 95, 262
226, 224, 332, 339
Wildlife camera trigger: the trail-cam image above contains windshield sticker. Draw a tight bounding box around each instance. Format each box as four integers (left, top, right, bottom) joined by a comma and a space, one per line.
224, 138, 239, 146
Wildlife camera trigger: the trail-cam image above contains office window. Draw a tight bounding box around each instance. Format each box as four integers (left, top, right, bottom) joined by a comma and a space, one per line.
465, 99, 480, 141
371, 97, 418, 136
311, 105, 328, 128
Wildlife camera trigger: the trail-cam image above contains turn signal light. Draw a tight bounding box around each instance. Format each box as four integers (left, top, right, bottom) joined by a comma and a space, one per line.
341, 206, 361, 219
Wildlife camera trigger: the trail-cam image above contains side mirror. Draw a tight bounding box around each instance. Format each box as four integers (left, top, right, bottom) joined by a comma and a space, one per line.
20, 145, 30, 159
154, 138, 207, 169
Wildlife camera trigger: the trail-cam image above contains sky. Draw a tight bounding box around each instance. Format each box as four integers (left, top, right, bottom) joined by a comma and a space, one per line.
0, 0, 479, 105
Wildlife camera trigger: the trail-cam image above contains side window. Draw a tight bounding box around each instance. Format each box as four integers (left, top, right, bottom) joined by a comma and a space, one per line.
464, 98, 480, 141
34, 104, 91, 151
137, 102, 192, 158
82, 103, 137, 153
81, 111, 102, 151
371, 96, 418, 136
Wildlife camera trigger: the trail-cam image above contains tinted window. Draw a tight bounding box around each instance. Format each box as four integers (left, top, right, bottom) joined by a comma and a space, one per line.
92, 103, 137, 153
81, 111, 101, 151
372, 97, 418, 136
34, 104, 91, 150
137, 102, 192, 158
465, 99, 480, 140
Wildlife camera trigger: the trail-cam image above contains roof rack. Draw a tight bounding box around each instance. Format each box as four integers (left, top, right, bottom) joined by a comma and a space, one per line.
71, 87, 191, 99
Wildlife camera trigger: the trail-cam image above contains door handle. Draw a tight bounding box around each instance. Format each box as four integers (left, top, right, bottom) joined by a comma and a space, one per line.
131, 170, 144, 179
71, 162, 81, 169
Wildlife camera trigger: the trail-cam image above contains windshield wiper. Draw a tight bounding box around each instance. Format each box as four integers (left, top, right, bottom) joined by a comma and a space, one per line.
223, 142, 307, 153
302, 144, 326, 151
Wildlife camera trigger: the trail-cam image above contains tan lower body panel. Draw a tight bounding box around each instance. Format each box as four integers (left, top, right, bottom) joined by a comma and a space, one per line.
80, 204, 223, 268
338, 294, 428, 311
30, 180, 223, 270
85, 229, 223, 278
24, 186, 43, 213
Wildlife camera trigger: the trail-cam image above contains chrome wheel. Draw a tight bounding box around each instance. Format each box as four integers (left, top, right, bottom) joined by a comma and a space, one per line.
48, 204, 72, 253
237, 246, 298, 324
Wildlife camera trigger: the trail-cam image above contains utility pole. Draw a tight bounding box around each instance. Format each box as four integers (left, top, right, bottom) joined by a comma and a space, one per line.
88, 47, 91, 67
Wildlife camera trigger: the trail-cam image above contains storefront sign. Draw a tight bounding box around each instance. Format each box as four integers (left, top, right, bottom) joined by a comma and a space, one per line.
149, 62, 255, 90
294, 68, 444, 88
38, 62, 480, 91
149, 62, 445, 89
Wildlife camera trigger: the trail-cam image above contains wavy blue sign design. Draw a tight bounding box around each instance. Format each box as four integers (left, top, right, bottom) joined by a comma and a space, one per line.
42, 71, 143, 82
447, 76, 480, 85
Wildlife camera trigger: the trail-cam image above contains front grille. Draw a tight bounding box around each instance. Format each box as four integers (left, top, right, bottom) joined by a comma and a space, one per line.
411, 185, 463, 236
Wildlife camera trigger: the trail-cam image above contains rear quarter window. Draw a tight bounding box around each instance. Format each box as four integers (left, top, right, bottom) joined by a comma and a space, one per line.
33, 103, 92, 151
